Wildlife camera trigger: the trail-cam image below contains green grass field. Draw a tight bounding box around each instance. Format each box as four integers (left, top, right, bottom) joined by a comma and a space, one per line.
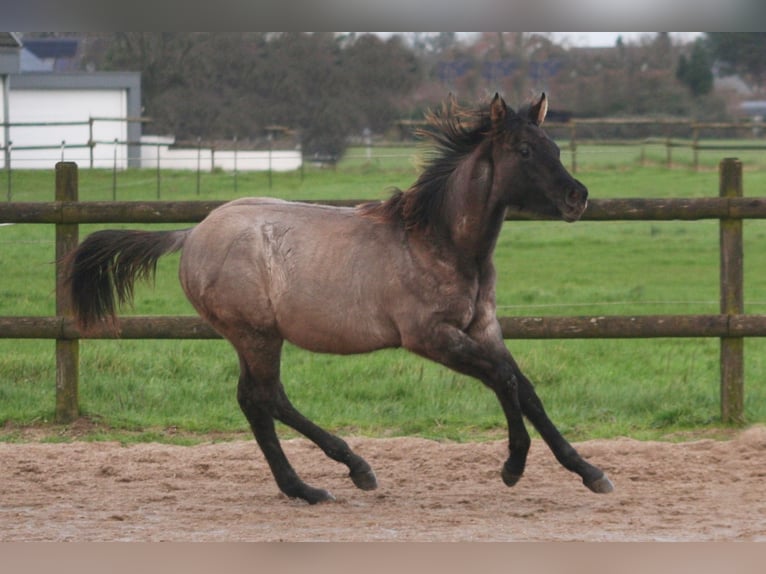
2, 143, 766, 443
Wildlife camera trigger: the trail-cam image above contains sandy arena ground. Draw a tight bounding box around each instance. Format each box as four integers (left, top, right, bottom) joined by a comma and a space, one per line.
1, 426, 765, 541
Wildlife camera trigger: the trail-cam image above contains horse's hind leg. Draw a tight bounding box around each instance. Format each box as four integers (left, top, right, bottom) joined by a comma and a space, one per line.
270, 388, 378, 491
236, 339, 375, 503
232, 336, 330, 504
237, 363, 334, 504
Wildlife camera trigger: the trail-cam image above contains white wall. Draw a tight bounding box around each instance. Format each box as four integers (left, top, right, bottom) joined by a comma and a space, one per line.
214, 150, 302, 172
140, 136, 302, 172
5, 88, 128, 169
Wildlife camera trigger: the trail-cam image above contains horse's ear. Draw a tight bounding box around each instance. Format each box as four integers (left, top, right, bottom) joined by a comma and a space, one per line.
529, 92, 548, 126
490, 93, 509, 126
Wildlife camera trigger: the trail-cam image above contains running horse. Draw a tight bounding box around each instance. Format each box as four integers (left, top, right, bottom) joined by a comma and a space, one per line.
65, 93, 614, 503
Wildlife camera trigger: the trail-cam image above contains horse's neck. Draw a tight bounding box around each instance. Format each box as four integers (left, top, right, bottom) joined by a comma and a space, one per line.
443, 157, 506, 265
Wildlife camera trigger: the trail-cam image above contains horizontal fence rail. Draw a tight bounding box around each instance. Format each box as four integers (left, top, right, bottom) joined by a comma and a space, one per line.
2, 314, 766, 340
0, 160, 762, 426
3, 197, 766, 224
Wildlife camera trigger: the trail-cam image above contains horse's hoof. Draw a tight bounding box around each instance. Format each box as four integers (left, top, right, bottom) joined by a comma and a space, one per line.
501, 466, 522, 487
585, 473, 614, 494
302, 487, 336, 504
350, 468, 378, 491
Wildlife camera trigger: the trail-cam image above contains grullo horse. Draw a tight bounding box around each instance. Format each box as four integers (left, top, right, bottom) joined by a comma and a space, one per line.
65, 94, 613, 503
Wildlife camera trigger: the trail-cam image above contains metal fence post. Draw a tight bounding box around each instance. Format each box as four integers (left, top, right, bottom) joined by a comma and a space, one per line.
88, 117, 94, 169
156, 144, 161, 199
55, 161, 79, 423
112, 138, 118, 200
719, 158, 744, 424
233, 136, 238, 194
4, 141, 10, 201
196, 136, 202, 196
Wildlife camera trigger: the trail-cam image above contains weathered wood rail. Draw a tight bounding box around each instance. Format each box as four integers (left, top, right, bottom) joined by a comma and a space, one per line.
2, 313, 765, 340
1, 160, 765, 425
3, 196, 766, 224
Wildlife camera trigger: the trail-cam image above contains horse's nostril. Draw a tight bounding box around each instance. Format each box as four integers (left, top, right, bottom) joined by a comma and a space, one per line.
566, 184, 588, 206
567, 189, 581, 205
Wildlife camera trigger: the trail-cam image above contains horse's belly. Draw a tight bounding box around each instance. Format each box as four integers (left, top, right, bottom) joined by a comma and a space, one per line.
276, 303, 401, 355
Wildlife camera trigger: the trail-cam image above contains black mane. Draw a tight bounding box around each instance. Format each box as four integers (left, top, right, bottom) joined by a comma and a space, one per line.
359, 99, 497, 232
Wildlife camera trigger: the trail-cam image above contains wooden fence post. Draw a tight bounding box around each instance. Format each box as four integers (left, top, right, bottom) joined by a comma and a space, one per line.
719, 158, 744, 424
570, 122, 577, 174
665, 136, 672, 168
692, 125, 700, 171
55, 161, 79, 423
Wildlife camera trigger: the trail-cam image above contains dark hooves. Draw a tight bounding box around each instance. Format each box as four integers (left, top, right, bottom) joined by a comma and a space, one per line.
585, 473, 615, 494
501, 464, 614, 494
501, 466, 522, 487
350, 468, 378, 491
296, 487, 336, 505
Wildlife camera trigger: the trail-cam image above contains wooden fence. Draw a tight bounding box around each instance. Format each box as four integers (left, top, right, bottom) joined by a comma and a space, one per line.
1, 160, 766, 425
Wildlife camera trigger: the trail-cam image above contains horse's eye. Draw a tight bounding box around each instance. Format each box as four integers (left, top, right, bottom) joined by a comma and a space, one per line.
519, 143, 531, 158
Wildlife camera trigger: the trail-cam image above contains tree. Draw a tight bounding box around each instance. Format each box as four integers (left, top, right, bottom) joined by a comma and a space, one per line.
82, 33, 422, 159
706, 33, 766, 93
341, 34, 422, 133
677, 39, 714, 97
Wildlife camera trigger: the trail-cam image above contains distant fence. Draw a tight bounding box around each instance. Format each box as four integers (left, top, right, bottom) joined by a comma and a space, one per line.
398, 117, 766, 172
547, 119, 766, 173
6, 115, 766, 173
1, 117, 302, 200
1, 160, 766, 425
1, 117, 147, 170
2, 135, 302, 201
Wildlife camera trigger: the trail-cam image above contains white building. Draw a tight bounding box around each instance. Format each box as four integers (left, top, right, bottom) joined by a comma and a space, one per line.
1, 34, 301, 172
1, 34, 142, 169
0, 32, 21, 170
6, 72, 142, 169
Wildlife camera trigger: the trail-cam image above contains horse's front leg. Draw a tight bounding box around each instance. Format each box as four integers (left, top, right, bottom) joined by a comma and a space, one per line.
404, 324, 532, 487
491, 373, 531, 487
513, 367, 614, 493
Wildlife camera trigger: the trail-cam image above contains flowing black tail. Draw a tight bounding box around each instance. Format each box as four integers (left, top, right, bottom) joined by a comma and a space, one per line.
64, 229, 191, 330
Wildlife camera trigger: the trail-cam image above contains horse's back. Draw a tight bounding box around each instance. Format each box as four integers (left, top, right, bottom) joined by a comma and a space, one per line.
179, 197, 405, 353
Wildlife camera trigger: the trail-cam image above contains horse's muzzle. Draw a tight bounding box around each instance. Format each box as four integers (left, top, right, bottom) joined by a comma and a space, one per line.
561, 180, 588, 222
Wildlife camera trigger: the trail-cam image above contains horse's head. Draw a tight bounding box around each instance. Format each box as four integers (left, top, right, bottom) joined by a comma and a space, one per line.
488, 93, 588, 222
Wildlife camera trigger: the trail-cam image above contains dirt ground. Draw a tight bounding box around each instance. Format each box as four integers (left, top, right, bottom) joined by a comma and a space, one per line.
1, 426, 765, 541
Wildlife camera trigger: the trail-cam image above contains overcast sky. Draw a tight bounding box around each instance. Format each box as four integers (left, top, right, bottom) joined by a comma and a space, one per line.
541, 32, 703, 47
378, 32, 705, 48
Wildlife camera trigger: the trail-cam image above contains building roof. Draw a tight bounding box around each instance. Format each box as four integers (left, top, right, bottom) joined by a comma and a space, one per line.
23, 39, 78, 59
19, 38, 81, 72
0, 33, 21, 75
740, 101, 766, 117
0, 32, 22, 49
